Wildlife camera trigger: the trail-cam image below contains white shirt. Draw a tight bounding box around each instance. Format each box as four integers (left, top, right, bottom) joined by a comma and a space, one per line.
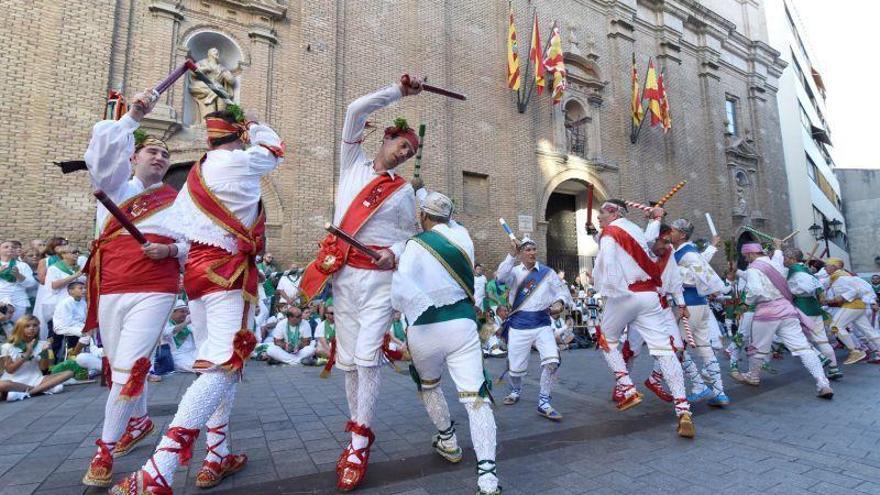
593, 218, 655, 299
0, 341, 47, 386
164, 319, 196, 355
40, 264, 84, 315
643, 220, 685, 306
169, 123, 283, 253
673, 242, 725, 296
392, 222, 476, 324
336, 85, 420, 258
84, 115, 188, 259
276, 273, 302, 302
0, 260, 35, 308
829, 272, 875, 304
496, 255, 573, 312
52, 295, 86, 337
743, 256, 785, 305
786, 267, 823, 298
474, 274, 488, 310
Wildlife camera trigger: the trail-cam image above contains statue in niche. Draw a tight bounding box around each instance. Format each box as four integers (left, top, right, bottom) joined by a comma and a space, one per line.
188, 47, 238, 120
732, 170, 751, 216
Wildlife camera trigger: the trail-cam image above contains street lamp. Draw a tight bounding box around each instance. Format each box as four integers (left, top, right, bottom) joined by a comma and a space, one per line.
808, 223, 823, 240
828, 218, 843, 238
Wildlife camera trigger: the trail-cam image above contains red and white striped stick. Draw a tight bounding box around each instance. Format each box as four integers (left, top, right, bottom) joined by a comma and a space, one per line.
681, 316, 697, 348
625, 200, 653, 214
656, 180, 688, 207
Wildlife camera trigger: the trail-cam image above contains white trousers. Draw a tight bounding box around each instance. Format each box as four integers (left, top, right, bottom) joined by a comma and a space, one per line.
75, 352, 103, 372
750, 317, 814, 357
333, 266, 394, 370
264, 343, 315, 365
98, 292, 176, 384
603, 292, 675, 356
831, 308, 880, 347
626, 306, 683, 354
408, 318, 486, 403
804, 315, 830, 345
189, 290, 255, 368
507, 325, 559, 377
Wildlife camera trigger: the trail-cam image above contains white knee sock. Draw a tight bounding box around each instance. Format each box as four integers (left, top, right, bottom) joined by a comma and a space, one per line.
349, 366, 381, 458
696, 347, 725, 395
680, 351, 706, 394
656, 355, 689, 416
133, 383, 148, 417
420, 387, 456, 449
143, 371, 237, 487
601, 347, 635, 397
538, 363, 559, 398
465, 401, 498, 493
344, 369, 359, 419
798, 352, 831, 389
101, 383, 138, 447
205, 382, 238, 462
835, 332, 856, 350
815, 342, 837, 367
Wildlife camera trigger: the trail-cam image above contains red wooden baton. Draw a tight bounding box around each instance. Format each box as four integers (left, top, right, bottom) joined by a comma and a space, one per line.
400, 74, 467, 101
324, 223, 381, 260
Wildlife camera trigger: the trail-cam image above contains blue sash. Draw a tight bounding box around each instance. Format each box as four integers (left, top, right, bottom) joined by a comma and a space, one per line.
502, 264, 553, 335
673, 243, 708, 306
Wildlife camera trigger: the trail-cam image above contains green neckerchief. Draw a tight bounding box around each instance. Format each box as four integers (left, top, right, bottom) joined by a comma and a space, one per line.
323, 321, 335, 341
258, 262, 276, 296
0, 259, 17, 283
872, 283, 880, 294
486, 280, 508, 306
170, 319, 192, 348
54, 259, 74, 276
13, 339, 42, 359
285, 320, 301, 346
392, 320, 406, 341
47, 254, 60, 267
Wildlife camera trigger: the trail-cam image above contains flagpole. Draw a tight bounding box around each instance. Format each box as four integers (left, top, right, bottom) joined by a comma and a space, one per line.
517, 5, 534, 113
631, 57, 653, 144
521, 19, 554, 112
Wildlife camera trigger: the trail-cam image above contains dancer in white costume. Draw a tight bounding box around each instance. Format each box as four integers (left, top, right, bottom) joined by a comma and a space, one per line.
392, 191, 500, 495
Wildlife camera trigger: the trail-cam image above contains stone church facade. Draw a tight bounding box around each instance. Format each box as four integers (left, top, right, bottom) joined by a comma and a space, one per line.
1, 0, 790, 276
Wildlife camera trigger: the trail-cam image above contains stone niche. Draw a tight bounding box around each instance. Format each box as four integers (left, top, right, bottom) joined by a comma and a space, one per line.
182, 30, 244, 126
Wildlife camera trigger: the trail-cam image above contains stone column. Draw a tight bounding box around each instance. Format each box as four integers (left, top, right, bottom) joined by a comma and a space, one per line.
245, 25, 278, 123
137, 0, 185, 131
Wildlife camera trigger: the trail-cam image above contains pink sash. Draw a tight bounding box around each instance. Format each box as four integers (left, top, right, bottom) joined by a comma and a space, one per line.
750, 260, 816, 333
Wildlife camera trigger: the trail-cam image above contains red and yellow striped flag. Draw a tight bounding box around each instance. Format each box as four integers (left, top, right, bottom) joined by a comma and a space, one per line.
642, 59, 663, 126
530, 12, 545, 95
657, 71, 672, 131
630, 53, 644, 128
544, 23, 566, 104
507, 8, 521, 91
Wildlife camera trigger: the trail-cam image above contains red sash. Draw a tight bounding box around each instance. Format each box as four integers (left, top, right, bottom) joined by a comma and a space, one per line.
182, 156, 265, 304
601, 225, 663, 291
183, 155, 263, 371
299, 173, 406, 301
84, 185, 179, 332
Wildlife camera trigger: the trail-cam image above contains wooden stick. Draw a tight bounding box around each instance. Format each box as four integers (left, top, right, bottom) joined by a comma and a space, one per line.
780, 230, 799, 243
413, 123, 426, 178
681, 316, 697, 349
805, 240, 821, 260
93, 190, 148, 244
324, 223, 380, 260
743, 225, 775, 242
624, 200, 653, 214
655, 180, 687, 207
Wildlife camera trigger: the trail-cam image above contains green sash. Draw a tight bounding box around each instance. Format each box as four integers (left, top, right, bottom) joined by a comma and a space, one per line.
411, 230, 475, 303
0, 259, 17, 283
170, 319, 192, 348
485, 280, 508, 309
258, 262, 276, 297
324, 322, 335, 341
787, 263, 824, 317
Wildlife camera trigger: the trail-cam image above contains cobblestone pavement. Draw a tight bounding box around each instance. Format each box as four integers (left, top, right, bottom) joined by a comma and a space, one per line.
1, 347, 878, 495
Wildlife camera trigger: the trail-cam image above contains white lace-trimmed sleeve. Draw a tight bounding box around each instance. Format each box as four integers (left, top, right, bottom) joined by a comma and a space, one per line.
245, 123, 283, 175
84, 115, 139, 203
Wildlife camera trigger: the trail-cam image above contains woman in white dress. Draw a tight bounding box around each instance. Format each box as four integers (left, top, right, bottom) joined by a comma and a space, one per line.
0, 315, 75, 400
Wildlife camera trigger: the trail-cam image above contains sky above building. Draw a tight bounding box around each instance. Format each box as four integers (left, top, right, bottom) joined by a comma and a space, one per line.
791, 0, 880, 169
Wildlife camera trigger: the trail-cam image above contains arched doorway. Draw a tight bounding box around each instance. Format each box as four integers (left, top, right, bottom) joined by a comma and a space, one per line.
544, 179, 599, 283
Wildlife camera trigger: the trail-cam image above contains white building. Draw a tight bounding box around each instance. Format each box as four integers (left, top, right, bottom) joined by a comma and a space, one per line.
765, 0, 849, 263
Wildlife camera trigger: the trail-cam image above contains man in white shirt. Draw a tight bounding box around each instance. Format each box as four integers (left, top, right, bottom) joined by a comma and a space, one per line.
82, 90, 187, 488
732, 243, 833, 398
0, 240, 37, 320
668, 218, 729, 407
163, 300, 196, 373
112, 105, 283, 495
262, 307, 316, 365
592, 200, 695, 438
296, 77, 426, 492
825, 258, 880, 364
392, 192, 500, 495
275, 267, 304, 304
496, 236, 572, 421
